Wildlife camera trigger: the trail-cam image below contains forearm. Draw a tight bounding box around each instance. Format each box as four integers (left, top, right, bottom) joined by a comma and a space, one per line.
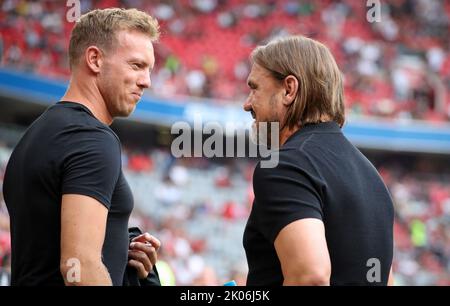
61, 258, 112, 286
283, 273, 330, 286
388, 268, 394, 286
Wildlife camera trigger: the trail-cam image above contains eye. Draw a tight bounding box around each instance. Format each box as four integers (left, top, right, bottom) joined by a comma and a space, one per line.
131, 63, 141, 70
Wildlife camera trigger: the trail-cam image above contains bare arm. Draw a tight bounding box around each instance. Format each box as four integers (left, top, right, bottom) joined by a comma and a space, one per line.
274, 218, 331, 286
60, 194, 112, 286
388, 267, 394, 286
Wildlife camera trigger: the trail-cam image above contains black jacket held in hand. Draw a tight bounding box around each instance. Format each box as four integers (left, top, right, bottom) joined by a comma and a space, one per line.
123, 227, 161, 286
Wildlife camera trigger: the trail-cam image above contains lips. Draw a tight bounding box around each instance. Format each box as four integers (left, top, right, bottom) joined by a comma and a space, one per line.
250, 110, 256, 119
132, 92, 142, 100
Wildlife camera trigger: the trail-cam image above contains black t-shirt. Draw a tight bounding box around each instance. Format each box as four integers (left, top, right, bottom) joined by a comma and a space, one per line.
3, 101, 133, 286
243, 122, 394, 286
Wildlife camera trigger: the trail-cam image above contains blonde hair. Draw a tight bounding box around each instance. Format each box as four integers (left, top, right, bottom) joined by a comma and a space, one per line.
251, 35, 345, 128
69, 8, 160, 68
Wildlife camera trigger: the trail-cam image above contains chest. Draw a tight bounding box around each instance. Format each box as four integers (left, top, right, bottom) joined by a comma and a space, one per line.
109, 171, 134, 217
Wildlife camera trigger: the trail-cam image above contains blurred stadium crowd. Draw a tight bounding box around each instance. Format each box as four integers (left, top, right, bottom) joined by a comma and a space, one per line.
1, 143, 450, 285
0, 0, 449, 286
0, 0, 449, 120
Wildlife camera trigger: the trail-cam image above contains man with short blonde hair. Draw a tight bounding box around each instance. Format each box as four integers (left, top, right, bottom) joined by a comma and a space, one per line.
4, 8, 161, 286
69, 8, 160, 68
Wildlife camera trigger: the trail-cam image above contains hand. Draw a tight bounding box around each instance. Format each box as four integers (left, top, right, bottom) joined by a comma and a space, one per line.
127, 233, 161, 279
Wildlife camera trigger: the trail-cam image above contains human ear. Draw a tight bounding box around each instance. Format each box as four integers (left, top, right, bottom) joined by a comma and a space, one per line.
282, 75, 299, 106
85, 46, 103, 74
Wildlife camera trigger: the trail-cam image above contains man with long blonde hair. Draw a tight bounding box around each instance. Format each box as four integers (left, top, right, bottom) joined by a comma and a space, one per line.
243, 35, 394, 286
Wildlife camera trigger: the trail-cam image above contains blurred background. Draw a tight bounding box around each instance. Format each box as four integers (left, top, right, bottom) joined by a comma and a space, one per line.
0, 0, 449, 286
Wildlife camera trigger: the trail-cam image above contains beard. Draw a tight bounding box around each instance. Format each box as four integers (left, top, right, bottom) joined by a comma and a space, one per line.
102, 83, 136, 118
250, 120, 280, 150
249, 94, 282, 149
116, 99, 136, 117
99, 64, 136, 119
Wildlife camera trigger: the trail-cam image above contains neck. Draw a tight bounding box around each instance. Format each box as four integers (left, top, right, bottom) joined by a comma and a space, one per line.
279, 125, 300, 146
60, 71, 113, 125
279, 116, 333, 145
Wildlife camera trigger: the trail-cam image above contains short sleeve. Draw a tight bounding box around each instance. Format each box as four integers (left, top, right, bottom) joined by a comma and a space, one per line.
61, 128, 122, 210
252, 151, 324, 243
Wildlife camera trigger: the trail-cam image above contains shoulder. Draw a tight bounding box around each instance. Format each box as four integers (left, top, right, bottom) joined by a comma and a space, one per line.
51, 102, 121, 146
58, 124, 122, 173
64, 124, 121, 152
254, 147, 313, 181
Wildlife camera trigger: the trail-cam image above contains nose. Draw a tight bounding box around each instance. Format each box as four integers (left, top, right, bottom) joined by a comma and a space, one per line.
138, 71, 151, 89
243, 96, 252, 112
